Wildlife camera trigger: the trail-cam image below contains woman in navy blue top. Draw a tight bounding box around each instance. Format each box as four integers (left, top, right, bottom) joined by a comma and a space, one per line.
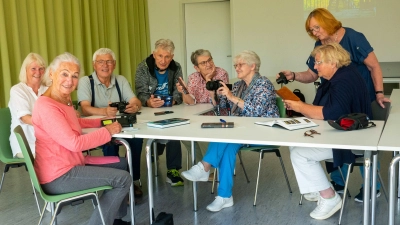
285, 43, 371, 220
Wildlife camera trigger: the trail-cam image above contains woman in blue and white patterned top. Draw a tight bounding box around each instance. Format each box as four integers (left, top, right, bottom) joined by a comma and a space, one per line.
182, 50, 279, 212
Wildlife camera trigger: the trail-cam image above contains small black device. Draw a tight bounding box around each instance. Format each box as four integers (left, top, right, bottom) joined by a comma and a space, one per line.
109, 101, 129, 113
205, 80, 232, 91
101, 114, 137, 127
154, 111, 174, 116
177, 77, 189, 94
276, 72, 289, 85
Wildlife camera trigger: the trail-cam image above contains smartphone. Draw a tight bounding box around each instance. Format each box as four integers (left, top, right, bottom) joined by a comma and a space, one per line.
177, 77, 189, 94
154, 111, 174, 116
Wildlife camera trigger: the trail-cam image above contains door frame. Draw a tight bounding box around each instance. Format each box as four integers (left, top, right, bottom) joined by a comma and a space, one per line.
179, 0, 232, 78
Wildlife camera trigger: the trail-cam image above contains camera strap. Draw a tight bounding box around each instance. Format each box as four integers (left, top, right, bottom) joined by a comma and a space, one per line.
89, 74, 122, 107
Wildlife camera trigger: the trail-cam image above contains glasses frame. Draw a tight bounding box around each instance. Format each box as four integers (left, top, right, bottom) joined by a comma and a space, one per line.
308, 25, 320, 35
96, 60, 115, 66
304, 129, 321, 138
233, 63, 247, 69
197, 57, 213, 67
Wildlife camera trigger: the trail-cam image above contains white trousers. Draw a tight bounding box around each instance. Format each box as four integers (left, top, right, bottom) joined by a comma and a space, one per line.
289, 146, 333, 194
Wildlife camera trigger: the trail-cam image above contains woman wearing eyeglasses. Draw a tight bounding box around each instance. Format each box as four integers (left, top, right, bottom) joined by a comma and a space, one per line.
284, 43, 372, 220
182, 50, 279, 212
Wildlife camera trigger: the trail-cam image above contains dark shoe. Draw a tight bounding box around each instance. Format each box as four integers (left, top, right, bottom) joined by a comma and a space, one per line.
330, 181, 344, 194
354, 188, 381, 203
134, 184, 143, 197
113, 219, 130, 225
166, 169, 184, 186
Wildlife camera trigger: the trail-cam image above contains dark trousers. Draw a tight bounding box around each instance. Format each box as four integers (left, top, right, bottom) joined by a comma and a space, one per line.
155, 140, 182, 170
102, 138, 143, 180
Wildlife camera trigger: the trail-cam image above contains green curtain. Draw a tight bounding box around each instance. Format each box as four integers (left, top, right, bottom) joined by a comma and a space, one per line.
0, 0, 150, 108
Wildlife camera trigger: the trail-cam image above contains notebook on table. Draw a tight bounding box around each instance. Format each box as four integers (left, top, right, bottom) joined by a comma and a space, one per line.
255, 117, 318, 131
147, 118, 190, 129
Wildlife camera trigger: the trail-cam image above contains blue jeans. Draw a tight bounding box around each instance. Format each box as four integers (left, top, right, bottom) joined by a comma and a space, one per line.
330, 163, 381, 190
203, 142, 242, 198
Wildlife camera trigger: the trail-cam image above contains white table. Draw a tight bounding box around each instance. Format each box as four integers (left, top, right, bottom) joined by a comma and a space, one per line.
120, 104, 385, 225
377, 89, 400, 225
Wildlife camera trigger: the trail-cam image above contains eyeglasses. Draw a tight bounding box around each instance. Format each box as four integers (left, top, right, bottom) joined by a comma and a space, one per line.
314, 61, 323, 65
198, 58, 213, 67
96, 60, 115, 65
308, 25, 320, 34
233, 63, 246, 69
304, 129, 321, 138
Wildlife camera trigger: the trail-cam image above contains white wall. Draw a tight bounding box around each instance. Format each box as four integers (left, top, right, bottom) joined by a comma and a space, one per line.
147, 0, 400, 103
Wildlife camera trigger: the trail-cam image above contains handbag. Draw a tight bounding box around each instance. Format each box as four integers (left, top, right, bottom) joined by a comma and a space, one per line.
328, 113, 376, 131
152, 212, 174, 225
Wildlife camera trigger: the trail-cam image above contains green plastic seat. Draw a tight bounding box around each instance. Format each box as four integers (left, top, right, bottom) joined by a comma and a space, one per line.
0, 108, 41, 214
13, 125, 112, 225
211, 97, 292, 206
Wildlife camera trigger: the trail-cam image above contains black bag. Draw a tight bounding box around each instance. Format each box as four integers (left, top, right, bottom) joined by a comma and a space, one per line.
152, 212, 174, 225
286, 89, 305, 117
328, 113, 376, 131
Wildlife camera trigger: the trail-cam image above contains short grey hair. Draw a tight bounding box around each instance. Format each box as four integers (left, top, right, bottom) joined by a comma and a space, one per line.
234, 50, 261, 72
44, 52, 84, 85
154, 39, 175, 54
92, 48, 116, 61
190, 49, 212, 66
19, 53, 47, 84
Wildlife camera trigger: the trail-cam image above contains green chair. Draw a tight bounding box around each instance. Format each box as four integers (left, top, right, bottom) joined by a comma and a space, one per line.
0, 108, 40, 214
14, 125, 112, 225
212, 97, 292, 206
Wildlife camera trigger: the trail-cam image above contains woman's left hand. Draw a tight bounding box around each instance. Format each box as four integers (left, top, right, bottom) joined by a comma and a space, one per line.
283, 99, 304, 112
217, 82, 233, 99
376, 94, 391, 108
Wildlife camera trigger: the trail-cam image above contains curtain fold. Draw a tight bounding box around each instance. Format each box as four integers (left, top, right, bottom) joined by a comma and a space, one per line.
0, 0, 150, 108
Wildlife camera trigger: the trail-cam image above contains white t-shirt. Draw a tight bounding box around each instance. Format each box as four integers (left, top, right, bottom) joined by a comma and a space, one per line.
8, 82, 48, 157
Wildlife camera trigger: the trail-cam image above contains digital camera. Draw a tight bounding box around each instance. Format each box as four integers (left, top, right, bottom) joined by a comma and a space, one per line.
109, 101, 129, 113
205, 80, 232, 91
276, 72, 289, 85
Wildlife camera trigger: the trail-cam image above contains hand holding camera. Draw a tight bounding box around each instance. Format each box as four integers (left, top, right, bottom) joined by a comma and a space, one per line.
276, 71, 294, 84
206, 80, 232, 91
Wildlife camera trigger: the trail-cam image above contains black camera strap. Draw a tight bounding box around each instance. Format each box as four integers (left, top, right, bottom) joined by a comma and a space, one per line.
89, 74, 122, 107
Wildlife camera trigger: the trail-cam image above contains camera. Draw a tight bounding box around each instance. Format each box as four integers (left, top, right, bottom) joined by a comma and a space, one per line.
109, 102, 129, 113
205, 80, 232, 91
101, 114, 137, 127
276, 72, 289, 85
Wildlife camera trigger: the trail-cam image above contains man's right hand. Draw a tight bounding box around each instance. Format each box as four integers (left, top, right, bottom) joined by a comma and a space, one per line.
105, 102, 118, 117
146, 95, 165, 108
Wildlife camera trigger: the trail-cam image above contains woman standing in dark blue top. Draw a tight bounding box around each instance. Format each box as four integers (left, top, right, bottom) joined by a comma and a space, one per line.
285, 43, 371, 220
279, 8, 389, 107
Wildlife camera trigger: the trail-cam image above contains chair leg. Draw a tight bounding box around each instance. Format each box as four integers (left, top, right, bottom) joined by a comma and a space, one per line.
138, 178, 142, 187
338, 163, 352, 225
30, 180, 41, 215
95, 194, 107, 225
50, 203, 59, 225
153, 142, 158, 177
299, 194, 303, 205
237, 151, 250, 183
38, 202, 47, 225
186, 148, 190, 170
337, 166, 351, 198
377, 169, 388, 202
277, 154, 292, 193
253, 151, 263, 206
0, 171, 5, 193
211, 168, 218, 194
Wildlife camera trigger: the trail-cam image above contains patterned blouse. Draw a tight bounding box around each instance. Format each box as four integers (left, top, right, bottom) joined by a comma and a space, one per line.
221, 75, 279, 118
186, 67, 229, 104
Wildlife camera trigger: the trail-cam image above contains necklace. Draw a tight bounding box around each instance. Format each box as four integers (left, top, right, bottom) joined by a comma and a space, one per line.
52, 93, 72, 106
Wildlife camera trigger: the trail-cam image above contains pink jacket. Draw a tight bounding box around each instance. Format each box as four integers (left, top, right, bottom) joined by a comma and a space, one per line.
32, 96, 111, 184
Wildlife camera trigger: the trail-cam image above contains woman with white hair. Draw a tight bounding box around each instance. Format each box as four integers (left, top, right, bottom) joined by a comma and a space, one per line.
32, 52, 132, 225
9, 53, 48, 158
182, 50, 279, 212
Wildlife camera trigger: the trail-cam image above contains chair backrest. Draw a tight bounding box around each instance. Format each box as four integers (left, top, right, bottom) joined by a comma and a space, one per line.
0, 108, 14, 162
13, 125, 42, 193
371, 100, 391, 122
276, 97, 286, 118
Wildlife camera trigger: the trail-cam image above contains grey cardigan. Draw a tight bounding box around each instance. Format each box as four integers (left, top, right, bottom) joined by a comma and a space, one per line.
135, 54, 183, 106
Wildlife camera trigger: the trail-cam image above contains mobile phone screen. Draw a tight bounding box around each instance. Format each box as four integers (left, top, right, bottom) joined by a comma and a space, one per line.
178, 78, 189, 94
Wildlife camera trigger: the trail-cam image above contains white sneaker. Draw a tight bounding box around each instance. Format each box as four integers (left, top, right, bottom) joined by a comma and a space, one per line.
181, 162, 209, 182
304, 192, 320, 202
206, 196, 234, 212
310, 192, 342, 220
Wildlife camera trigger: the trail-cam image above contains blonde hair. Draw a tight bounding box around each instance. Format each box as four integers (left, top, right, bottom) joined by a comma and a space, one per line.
305, 8, 342, 41
19, 53, 47, 85
234, 50, 261, 72
311, 43, 351, 68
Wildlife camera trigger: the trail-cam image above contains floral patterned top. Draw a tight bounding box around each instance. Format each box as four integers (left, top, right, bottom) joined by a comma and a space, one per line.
221, 74, 279, 118
186, 67, 229, 104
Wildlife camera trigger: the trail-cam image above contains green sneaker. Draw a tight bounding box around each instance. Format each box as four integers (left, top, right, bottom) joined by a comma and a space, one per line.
166, 169, 184, 186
